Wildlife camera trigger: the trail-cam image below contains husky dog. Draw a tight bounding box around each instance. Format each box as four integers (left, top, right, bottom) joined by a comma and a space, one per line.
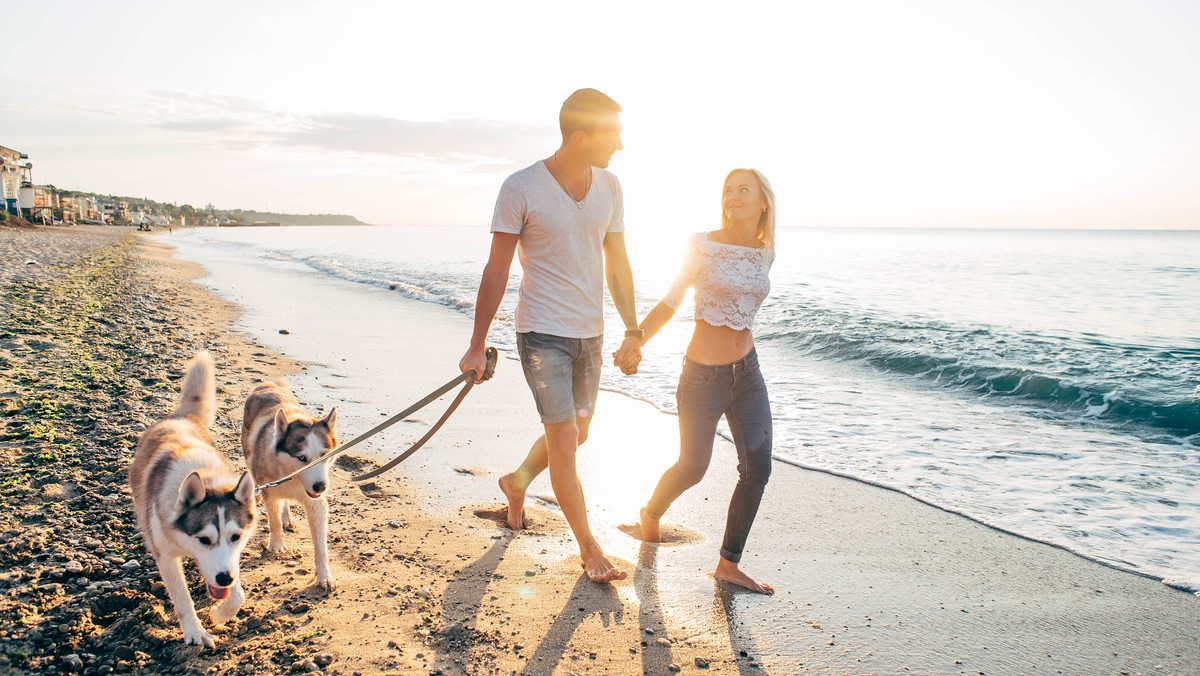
129, 352, 257, 648
241, 379, 338, 591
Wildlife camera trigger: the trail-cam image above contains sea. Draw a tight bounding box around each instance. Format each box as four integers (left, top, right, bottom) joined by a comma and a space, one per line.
173, 224, 1200, 594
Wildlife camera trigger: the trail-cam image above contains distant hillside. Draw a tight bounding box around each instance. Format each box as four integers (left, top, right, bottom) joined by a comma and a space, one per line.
222, 210, 367, 226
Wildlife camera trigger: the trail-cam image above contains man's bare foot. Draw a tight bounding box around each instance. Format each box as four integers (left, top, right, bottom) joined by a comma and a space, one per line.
498, 473, 525, 530
638, 506, 661, 542
714, 557, 775, 595
581, 547, 627, 583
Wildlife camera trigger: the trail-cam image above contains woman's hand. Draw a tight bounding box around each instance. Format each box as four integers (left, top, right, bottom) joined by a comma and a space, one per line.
613, 337, 643, 376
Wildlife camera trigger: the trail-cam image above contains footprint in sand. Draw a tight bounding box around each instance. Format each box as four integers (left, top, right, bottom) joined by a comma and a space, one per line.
617, 522, 704, 546
471, 505, 565, 535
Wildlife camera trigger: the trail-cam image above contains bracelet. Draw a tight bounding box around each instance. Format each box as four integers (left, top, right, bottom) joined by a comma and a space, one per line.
624, 328, 645, 339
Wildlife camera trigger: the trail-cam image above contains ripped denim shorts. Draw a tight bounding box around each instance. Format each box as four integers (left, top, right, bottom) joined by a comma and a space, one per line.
515, 331, 603, 424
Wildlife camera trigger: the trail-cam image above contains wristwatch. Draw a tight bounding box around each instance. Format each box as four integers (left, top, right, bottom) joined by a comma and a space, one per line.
625, 328, 645, 340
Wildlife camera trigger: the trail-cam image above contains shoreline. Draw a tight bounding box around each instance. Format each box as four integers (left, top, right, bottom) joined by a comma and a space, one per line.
2, 224, 1198, 675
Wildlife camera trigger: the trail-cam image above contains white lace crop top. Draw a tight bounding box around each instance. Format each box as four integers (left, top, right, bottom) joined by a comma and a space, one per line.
662, 232, 775, 331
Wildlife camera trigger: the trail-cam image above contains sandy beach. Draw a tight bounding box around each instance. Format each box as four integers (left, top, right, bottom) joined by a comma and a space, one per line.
2, 224, 1199, 675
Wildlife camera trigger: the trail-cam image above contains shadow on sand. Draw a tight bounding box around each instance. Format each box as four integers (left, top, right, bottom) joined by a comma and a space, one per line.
717, 580, 770, 674
522, 573, 625, 674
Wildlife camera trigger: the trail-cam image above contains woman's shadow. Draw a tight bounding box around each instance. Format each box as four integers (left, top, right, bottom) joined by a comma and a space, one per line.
635, 540, 676, 674
717, 580, 770, 674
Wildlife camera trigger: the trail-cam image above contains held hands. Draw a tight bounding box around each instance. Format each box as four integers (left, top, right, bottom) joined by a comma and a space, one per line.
612, 337, 643, 376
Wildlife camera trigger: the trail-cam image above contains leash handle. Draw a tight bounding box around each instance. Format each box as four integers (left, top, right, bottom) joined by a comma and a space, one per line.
253, 346, 498, 495
346, 346, 497, 482
479, 346, 498, 382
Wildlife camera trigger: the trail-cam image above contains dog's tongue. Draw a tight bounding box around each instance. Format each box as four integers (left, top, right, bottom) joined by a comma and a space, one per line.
208, 584, 230, 600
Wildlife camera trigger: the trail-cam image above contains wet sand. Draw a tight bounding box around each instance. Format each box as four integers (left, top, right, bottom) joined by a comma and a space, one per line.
3, 223, 1198, 675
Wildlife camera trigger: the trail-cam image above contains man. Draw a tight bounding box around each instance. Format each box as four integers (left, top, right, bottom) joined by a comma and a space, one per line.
459, 88, 641, 583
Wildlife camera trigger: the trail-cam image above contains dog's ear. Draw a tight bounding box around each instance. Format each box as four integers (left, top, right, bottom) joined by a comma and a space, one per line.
232, 472, 255, 505
322, 407, 337, 430
272, 409, 288, 448
176, 471, 206, 511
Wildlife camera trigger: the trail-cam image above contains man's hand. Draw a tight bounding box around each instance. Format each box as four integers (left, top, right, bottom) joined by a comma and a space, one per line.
460, 346, 490, 384
612, 337, 642, 376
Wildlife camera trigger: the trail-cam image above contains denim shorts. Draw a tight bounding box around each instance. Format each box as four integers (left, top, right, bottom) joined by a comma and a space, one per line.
516, 332, 603, 424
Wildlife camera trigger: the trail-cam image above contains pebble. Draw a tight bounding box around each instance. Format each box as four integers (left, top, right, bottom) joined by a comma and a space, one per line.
695, 656, 711, 668
120, 559, 140, 570
655, 637, 672, 647
415, 587, 431, 599
314, 653, 334, 668
113, 647, 135, 661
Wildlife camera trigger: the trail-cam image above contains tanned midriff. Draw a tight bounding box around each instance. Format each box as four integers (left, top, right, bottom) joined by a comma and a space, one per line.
685, 321, 755, 365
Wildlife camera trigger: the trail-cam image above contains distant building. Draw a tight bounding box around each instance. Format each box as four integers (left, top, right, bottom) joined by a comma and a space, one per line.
0, 144, 30, 216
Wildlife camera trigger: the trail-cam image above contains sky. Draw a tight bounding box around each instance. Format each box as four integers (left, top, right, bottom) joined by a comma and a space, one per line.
2, 0, 1198, 231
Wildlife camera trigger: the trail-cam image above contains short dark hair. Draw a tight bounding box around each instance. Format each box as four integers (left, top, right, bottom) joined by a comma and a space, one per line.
559, 89, 622, 142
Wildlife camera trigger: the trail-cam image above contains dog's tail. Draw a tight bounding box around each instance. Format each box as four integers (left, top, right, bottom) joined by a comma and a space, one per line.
174, 351, 216, 429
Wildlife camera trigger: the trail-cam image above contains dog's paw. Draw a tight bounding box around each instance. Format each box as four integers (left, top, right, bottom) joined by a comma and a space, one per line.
210, 602, 240, 626
182, 626, 216, 649
265, 541, 287, 554
315, 574, 337, 593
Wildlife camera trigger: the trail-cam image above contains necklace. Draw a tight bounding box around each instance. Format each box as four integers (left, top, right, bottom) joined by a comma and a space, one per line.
551, 151, 590, 209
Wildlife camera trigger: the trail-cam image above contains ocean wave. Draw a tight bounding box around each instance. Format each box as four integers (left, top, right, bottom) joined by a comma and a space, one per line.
759, 323, 1200, 439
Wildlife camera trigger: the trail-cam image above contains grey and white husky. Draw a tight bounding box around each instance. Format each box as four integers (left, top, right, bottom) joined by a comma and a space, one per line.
129, 352, 257, 648
241, 379, 338, 591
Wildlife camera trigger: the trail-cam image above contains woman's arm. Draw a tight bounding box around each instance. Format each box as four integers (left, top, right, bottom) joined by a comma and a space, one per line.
638, 301, 677, 347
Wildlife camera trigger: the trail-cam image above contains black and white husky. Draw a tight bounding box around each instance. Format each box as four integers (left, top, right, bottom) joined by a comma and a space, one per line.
241, 379, 338, 591
129, 352, 257, 648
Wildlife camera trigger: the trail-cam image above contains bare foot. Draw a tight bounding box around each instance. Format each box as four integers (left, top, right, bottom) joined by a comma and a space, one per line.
638, 506, 661, 542
714, 557, 775, 595
498, 473, 525, 530
581, 547, 627, 583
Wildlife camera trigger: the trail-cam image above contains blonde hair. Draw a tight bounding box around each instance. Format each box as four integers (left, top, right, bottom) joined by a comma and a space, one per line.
720, 168, 776, 249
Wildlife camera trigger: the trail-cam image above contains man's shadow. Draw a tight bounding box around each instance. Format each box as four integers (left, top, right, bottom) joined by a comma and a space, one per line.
433, 529, 513, 665
522, 572, 625, 675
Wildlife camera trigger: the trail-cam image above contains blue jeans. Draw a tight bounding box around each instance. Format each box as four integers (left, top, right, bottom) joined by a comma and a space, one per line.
646, 348, 773, 563
516, 332, 603, 425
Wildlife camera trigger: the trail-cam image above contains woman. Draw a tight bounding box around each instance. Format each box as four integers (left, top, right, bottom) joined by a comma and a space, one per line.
619, 168, 776, 594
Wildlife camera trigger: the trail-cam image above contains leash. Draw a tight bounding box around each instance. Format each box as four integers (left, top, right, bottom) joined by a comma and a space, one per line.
253, 347, 498, 495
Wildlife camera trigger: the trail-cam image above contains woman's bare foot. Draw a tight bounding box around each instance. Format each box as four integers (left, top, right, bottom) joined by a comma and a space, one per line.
581, 546, 627, 583
498, 473, 525, 530
714, 556, 775, 595
638, 506, 661, 542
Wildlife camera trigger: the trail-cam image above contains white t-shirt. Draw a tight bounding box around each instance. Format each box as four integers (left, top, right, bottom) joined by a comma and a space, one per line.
490, 161, 624, 338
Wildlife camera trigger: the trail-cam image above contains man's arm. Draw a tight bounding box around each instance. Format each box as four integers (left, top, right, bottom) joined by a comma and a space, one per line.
460, 232, 518, 383
603, 231, 642, 373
